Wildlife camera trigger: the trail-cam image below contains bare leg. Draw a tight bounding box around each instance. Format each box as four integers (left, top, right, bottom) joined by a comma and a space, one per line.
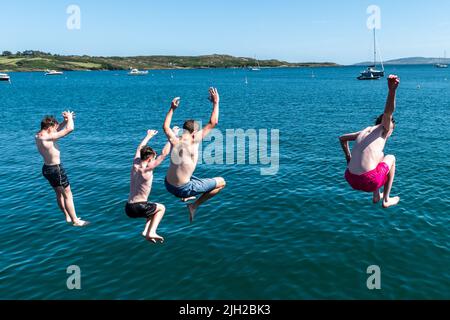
372, 189, 383, 204
382, 155, 400, 208
61, 186, 89, 226
54, 188, 72, 223
146, 204, 165, 243
142, 219, 151, 238
188, 178, 226, 223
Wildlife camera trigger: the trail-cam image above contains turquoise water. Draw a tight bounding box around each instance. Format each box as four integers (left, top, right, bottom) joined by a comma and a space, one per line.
0, 66, 449, 299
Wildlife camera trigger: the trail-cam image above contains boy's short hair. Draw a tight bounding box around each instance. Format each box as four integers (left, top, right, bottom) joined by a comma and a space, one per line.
375, 114, 396, 127
41, 116, 59, 130
183, 120, 199, 134
140, 146, 156, 161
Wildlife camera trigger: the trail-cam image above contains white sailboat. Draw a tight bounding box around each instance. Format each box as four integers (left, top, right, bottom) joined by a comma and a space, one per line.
358, 29, 385, 80
249, 56, 261, 71
435, 51, 448, 68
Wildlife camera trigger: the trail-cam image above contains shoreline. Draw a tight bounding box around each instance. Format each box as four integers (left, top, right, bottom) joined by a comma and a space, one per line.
0, 52, 339, 72
2, 64, 439, 73
1, 65, 341, 73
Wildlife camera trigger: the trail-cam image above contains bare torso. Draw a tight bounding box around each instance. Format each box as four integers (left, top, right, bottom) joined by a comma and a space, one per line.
166, 139, 199, 186
128, 161, 154, 203
35, 131, 61, 165
348, 125, 388, 175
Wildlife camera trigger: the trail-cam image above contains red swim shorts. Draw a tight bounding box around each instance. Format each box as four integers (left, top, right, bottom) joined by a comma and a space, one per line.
345, 162, 390, 193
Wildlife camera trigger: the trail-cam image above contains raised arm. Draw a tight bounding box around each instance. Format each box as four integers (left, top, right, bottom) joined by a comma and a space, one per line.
381, 75, 400, 132
146, 141, 172, 171
339, 131, 360, 164
134, 130, 158, 160
57, 119, 67, 131
197, 87, 219, 141
163, 97, 181, 145
49, 111, 75, 140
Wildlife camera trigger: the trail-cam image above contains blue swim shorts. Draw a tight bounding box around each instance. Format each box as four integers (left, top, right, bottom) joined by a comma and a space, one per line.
165, 176, 217, 199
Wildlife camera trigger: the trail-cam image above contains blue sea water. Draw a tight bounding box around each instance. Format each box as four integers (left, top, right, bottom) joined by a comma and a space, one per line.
0, 66, 449, 299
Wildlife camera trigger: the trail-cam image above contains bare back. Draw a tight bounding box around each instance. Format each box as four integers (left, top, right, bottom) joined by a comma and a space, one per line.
348, 125, 389, 175
128, 161, 154, 203
166, 139, 200, 186
35, 131, 61, 165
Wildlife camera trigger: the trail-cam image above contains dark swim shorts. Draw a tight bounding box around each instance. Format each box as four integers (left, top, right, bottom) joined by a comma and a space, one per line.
42, 164, 70, 189
165, 175, 217, 199
125, 202, 158, 219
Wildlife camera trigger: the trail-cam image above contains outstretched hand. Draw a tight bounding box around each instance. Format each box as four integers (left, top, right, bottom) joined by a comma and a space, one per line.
62, 110, 75, 120
171, 97, 181, 109
388, 75, 400, 91
208, 87, 219, 104
147, 130, 158, 138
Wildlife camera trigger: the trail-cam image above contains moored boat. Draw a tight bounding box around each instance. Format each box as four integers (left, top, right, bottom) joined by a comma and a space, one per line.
435, 51, 448, 68
45, 70, 64, 76
128, 68, 149, 76
358, 28, 384, 80
0, 73, 10, 82
357, 69, 381, 80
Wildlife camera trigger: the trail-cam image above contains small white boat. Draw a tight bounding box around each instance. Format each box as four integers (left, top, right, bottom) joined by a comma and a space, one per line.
45, 70, 64, 76
0, 73, 10, 82
128, 68, 149, 76
357, 69, 381, 80
249, 56, 261, 71
365, 65, 384, 77
435, 51, 448, 68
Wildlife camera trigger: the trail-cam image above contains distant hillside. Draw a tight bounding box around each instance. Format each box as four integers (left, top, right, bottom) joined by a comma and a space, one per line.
0, 51, 339, 72
355, 57, 450, 66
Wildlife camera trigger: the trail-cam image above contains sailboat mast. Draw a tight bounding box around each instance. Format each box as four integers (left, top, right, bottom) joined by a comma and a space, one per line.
373, 28, 377, 66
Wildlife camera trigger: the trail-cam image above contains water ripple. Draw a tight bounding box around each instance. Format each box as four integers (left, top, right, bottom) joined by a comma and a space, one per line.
0, 67, 449, 299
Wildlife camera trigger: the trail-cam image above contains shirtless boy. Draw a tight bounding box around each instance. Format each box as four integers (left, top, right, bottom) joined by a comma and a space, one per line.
35, 111, 89, 226
163, 88, 226, 223
339, 75, 400, 208
126, 130, 171, 243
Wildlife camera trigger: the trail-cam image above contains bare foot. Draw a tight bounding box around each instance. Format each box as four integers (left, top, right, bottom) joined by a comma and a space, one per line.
181, 196, 197, 203
146, 233, 164, 244
73, 219, 90, 227
187, 204, 197, 224
67, 216, 81, 224
382, 196, 400, 208
373, 191, 383, 204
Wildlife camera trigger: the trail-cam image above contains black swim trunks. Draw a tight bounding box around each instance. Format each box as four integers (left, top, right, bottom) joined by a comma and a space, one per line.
42, 164, 70, 189
125, 202, 158, 219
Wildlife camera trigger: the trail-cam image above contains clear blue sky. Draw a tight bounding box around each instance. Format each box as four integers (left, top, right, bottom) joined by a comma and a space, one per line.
1, 0, 449, 64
